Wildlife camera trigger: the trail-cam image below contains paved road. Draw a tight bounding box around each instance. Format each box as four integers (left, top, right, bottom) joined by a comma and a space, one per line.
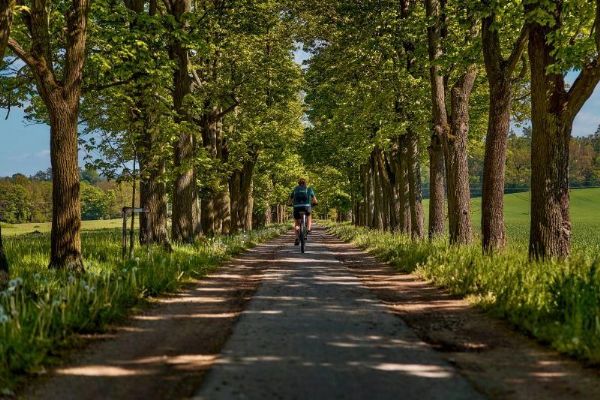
194, 228, 483, 400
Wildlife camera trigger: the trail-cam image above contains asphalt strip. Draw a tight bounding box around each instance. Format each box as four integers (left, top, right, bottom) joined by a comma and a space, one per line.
193, 228, 483, 400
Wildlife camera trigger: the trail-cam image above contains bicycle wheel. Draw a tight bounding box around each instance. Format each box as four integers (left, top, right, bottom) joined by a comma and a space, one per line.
300, 214, 306, 253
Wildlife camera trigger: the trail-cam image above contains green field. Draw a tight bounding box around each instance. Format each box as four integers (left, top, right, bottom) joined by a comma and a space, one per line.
420, 187, 600, 250
1, 219, 123, 236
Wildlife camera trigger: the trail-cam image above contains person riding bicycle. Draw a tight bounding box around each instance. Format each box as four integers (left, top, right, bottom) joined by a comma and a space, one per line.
289, 178, 318, 246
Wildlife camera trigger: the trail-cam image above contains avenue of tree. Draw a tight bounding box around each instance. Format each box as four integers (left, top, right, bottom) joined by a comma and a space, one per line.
299, 0, 600, 259
2, 0, 600, 283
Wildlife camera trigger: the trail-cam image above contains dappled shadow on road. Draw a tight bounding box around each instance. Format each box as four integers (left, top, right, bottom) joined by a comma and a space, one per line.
327, 231, 600, 400
27, 239, 287, 400
194, 228, 481, 400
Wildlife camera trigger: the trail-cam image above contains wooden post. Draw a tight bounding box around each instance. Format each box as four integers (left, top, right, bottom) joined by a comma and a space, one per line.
122, 207, 128, 260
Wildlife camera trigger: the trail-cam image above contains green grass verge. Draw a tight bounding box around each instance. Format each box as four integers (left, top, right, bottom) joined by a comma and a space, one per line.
325, 221, 600, 365
0, 224, 289, 393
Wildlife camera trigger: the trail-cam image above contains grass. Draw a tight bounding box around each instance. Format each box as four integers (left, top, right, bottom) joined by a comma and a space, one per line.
421, 187, 600, 252
0, 223, 289, 393
1, 219, 123, 236
325, 189, 600, 365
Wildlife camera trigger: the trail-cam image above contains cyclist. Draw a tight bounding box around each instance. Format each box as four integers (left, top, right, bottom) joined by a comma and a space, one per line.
289, 178, 318, 245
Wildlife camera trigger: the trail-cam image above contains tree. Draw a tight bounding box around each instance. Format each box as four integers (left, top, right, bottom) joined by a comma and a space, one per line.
0, 0, 13, 59
526, 0, 600, 259
425, 0, 447, 239
480, 0, 528, 252
426, 0, 480, 245
8, 0, 90, 271
165, 0, 200, 242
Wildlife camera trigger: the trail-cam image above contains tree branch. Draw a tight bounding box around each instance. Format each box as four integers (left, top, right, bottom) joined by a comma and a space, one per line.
64, 0, 90, 96
566, 59, 600, 123
565, 0, 600, 122
216, 95, 240, 119
481, 13, 502, 78
506, 25, 528, 75
7, 37, 37, 69
83, 73, 143, 92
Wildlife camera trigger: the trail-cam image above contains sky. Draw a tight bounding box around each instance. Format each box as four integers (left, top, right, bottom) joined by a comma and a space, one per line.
1, 52, 600, 177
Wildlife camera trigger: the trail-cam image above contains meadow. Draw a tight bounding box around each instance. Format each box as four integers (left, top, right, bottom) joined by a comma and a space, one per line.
327, 187, 600, 364
0, 223, 288, 392
1, 219, 123, 236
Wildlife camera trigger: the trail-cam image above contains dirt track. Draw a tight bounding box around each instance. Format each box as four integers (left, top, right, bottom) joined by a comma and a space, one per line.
27, 227, 600, 399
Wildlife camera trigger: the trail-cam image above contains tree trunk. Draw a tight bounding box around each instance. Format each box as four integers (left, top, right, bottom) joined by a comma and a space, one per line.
481, 76, 511, 252
375, 148, 393, 230
363, 163, 374, 227
407, 129, 425, 240
48, 100, 84, 271
444, 69, 476, 245
0, 225, 8, 287
360, 164, 369, 226
528, 13, 570, 259
244, 181, 254, 231
397, 136, 412, 234
0, 0, 14, 59
480, 12, 527, 253
169, 0, 199, 243
7, 0, 90, 270
384, 151, 401, 231
139, 161, 170, 248
126, 0, 170, 249
172, 131, 199, 242
371, 152, 384, 230
425, 0, 447, 239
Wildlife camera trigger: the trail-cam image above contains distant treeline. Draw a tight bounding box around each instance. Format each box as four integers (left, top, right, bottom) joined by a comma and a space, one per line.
0, 168, 134, 224
415, 129, 600, 199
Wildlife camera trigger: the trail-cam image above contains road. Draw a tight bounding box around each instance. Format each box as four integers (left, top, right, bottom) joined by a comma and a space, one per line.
193, 228, 482, 399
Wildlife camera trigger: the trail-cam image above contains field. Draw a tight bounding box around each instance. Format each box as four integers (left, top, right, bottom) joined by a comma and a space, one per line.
420, 187, 600, 252
0, 223, 289, 391
1, 219, 123, 236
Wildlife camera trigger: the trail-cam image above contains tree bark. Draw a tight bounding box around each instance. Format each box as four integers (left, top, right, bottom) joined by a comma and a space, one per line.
230, 156, 256, 233
48, 99, 84, 271
371, 152, 384, 230
375, 147, 393, 230
481, 76, 510, 251
168, 0, 200, 243
481, 12, 528, 253
363, 163, 374, 227
444, 68, 476, 245
139, 158, 170, 248
526, 1, 600, 259
0, 0, 14, 59
397, 136, 412, 234
200, 109, 220, 235
425, 0, 447, 239
407, 129, 425, 240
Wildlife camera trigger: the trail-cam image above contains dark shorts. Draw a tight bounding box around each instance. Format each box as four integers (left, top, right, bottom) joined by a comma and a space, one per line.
293, 206, 311, 220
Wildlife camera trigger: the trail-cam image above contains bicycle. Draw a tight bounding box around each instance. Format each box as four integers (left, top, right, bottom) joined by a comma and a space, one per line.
297, 211, 308, 253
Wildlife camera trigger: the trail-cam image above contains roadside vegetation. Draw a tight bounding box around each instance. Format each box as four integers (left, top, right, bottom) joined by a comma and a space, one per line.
0, 224, 287, 391
324, 188, 600, 363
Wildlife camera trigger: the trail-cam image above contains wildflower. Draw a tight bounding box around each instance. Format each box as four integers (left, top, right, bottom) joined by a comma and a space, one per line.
0, 305, 9, 324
